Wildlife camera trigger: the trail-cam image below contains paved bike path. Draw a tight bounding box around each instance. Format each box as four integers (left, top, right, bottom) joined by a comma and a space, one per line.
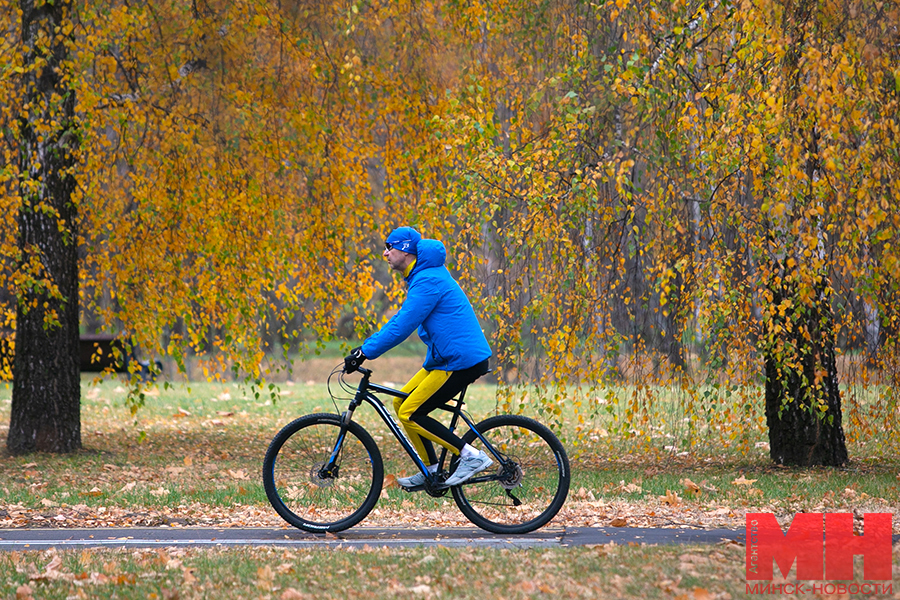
0, 526, 751, 551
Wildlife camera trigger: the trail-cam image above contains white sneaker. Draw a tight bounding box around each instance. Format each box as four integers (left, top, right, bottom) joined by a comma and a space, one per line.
397, 471, 427, 488
445, 451, 493, 486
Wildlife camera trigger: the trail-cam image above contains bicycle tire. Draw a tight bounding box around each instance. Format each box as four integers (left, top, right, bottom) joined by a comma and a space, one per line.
262, 413, 383, 533
451, 414, 570, 534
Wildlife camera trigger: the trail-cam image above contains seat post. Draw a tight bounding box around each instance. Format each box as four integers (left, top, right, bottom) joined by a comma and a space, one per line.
445, 384, 469, 436
457, 384, 467, 406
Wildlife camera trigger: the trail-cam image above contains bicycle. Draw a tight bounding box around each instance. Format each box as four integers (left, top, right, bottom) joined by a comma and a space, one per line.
262, 364, 570, 534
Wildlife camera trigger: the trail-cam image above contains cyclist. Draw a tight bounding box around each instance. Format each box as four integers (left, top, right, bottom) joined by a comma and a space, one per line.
343, 226, 493, 488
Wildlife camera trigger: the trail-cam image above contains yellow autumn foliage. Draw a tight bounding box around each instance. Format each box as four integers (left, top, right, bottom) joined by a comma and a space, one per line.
1, 0, 898, 456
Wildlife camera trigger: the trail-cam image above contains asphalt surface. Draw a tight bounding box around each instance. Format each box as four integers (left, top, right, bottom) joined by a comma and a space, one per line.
0, 526, 748, 551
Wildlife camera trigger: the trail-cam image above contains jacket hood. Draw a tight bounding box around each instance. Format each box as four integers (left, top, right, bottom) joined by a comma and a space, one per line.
362, 234, 492, 371
409, 239, 446, 275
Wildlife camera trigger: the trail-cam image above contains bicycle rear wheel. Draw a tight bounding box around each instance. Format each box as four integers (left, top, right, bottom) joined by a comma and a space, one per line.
451, 414, 569, 534
262, 413, 383, 533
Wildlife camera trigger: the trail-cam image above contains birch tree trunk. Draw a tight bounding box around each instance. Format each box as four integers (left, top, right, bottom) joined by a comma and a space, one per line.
7, 0, 81, 455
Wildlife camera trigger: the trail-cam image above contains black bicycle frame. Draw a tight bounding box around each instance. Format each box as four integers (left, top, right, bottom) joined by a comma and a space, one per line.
331, 367, 498, 486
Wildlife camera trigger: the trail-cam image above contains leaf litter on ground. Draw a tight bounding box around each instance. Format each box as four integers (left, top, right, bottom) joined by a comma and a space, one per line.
0, 380, 898, 534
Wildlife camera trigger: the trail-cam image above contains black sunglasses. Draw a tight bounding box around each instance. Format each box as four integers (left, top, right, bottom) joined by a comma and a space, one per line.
385, 240, 409, 251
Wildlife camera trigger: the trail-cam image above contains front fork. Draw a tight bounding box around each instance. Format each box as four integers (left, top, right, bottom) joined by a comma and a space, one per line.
319, 392, 364, 479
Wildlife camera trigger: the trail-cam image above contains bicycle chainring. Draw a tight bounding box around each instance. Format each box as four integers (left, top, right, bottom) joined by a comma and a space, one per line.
424, 475, 449, 498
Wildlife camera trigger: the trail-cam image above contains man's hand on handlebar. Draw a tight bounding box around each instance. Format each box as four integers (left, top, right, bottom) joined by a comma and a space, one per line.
343, 347, 366, 373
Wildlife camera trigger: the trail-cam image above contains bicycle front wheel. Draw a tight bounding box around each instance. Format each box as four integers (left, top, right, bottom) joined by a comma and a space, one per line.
451, 414, 570, 534
262, 413, 383, 533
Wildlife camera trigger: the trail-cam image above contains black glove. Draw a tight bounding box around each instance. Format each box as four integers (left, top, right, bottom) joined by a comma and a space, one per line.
343, 347, 366, 373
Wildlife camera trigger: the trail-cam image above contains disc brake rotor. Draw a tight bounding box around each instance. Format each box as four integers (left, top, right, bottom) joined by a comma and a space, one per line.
309, 461, 337, 487
499, 462, 523, 490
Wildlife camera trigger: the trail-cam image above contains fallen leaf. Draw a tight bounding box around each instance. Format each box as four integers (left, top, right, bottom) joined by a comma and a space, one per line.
610, 516, 628, 527
679, 553, 711, 565
692, 586, 713, 600
81, 487, 103, 497
150, 487, 170, 497
660, 489, 681, 506
227, 469, 248, 480
680, 478, 701, 496
45, 555, 63, 572
384, 474, 398, 489
161, 587, 179, 600
732, 476, 757, 486
700, 481, 718, 494
409, 584, 432, 594
257, 565, 274, 590
456, 550, 476, 562
586, 543, 615, 556
281, 590, 309, 600
183, 456, 193, 467
15, 584, 33, 600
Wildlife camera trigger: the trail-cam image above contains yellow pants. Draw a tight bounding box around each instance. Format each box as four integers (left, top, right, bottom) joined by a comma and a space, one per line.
394, 368, 460, 463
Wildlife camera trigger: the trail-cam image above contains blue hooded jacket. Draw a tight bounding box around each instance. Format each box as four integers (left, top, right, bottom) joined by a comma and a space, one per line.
362, 239, 492, 371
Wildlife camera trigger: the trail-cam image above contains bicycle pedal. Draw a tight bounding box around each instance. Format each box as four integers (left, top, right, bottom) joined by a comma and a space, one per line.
400, 483, 426, 493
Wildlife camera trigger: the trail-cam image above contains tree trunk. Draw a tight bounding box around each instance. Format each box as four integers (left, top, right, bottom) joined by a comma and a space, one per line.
764, 281, 847, 466
7, 0, 81, 455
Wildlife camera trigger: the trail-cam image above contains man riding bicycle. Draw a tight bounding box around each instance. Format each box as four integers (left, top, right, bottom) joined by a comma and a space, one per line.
343, 226, 493, 488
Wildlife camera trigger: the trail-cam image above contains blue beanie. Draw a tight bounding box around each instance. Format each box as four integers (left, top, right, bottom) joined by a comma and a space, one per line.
385, 226, 421, 254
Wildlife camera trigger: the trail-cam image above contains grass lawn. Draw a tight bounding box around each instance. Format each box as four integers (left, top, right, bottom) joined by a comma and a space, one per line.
3, 541, 899, 599
1, 362, 899, 598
